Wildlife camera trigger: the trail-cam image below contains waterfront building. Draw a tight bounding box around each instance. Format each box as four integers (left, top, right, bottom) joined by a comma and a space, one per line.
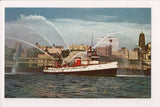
120, 47, 138, 59
112, 51, 122, 57
20, 47, 39, 58
34, 43, 64, 66
5, 45, 15, 57
38, 53, 55, 67
139, 32, 146, 51
133, 47, 139, 52
128, 51, 138, 60
138, 32, 151, 61
35, 43, 64, 54
69, 44, 89, 51
5, 46, 15, 68
96, 37, 118, 56
145, 42, 151, 60
146, 42, 151, 53
121, 47, 129, 59
37, 44, 64, 67
96, 47, 106, 56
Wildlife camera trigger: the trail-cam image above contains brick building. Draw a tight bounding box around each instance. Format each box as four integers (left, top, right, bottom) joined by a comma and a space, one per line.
69, 44, 89, 51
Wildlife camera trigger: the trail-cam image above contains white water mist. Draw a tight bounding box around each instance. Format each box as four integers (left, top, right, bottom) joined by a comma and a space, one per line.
11, 43, 22, 73
8, 37, 56, 61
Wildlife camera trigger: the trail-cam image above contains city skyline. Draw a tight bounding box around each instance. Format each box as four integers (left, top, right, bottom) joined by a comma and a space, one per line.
4, 7, 151, 100
5, 8, 151, 50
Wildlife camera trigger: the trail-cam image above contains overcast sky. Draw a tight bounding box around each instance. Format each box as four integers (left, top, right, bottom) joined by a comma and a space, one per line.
5, 8, 151, 50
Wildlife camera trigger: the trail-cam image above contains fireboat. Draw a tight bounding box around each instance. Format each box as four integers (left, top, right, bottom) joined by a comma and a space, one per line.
43, 46, 118, 77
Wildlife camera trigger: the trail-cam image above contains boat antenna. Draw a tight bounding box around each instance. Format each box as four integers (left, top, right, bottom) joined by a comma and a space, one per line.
91, 32, 93, 46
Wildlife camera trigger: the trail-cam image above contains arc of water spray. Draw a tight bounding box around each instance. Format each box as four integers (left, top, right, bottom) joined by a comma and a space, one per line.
24, 26, 64, 60
19, 15, 72, 55
68, 31, 127, 63
93, 29, 140, 49
41, 18, 72, 55
69, 51, 86, 62
93, 31, 123, 49
7, 37, 56, 62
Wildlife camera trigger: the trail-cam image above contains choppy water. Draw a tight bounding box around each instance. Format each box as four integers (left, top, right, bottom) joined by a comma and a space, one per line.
5, 73, 151, 98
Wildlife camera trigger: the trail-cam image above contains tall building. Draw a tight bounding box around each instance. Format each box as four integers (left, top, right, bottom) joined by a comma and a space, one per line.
96, 37, 118, 56
138, 32, 146, 60
139, 32, 145, 51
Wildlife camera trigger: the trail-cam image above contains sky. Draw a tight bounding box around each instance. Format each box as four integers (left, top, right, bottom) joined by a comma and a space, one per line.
5, 8, 151, 50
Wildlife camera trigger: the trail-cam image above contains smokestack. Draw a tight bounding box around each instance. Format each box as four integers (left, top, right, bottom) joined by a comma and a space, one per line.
35, 42, 40, 48
53, 44, 56, 48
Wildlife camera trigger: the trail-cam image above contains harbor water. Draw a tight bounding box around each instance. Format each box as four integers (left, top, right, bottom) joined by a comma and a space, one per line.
5, 70, 151, 98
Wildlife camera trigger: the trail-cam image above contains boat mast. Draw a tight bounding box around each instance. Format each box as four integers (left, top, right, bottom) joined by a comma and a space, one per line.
91, 32, 93, 47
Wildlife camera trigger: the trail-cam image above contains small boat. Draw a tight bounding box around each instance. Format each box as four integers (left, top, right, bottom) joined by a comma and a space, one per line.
43, 46, 118, 77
